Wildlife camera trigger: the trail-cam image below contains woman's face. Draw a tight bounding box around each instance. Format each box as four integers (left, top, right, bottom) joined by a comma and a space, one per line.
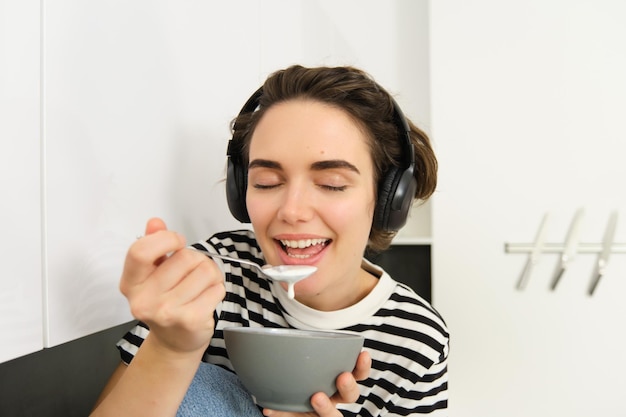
246, 99, 377, 310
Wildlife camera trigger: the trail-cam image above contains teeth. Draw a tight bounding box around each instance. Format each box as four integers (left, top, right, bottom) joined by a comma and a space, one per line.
280, 238, 328, 249
288, 254, 310, 259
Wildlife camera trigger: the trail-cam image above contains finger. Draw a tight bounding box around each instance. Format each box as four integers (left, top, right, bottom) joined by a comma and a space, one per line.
135, 230, 186, 265
330, 372, 360, 405
144, 218, 170, 265
151, 248, 212, 292
352, 351, 371, 381
135, 262, 225, 333
310, 392, 340, 416
181, 277, 226, 325
145, 217, 168, 235
163, 278, 225, 336
123, 230, 186, 286
324, 351, 369, 406
166, 255, 223, 305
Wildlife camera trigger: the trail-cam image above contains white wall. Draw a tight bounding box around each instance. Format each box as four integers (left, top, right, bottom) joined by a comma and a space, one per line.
0, 0, 43, 361
0, 0, 43, 364
430, 1, 626, 415
1, 0, 431, 360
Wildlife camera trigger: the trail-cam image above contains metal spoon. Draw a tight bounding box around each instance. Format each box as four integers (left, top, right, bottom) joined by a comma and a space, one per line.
195, 250, 317, 298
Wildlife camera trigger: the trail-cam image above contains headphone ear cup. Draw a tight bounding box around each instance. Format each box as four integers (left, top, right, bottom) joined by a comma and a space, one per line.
374, 167, 417, 232
226, 156, 250, 223
226, 87, 263, 224
374, 167, 402, 231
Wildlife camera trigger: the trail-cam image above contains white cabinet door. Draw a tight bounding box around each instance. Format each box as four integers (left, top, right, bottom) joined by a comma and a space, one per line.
42, 1, 258, 347
0, 0, 43, 363
430, 1, 626, 416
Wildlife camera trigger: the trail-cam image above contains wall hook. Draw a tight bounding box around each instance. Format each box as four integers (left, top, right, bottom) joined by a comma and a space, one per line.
505, 208, 623, 295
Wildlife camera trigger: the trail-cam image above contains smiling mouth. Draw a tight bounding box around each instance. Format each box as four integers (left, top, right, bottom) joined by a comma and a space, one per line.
278, 238, 330, 259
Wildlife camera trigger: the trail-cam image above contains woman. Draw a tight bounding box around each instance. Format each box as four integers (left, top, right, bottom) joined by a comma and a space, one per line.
92, 65, 448, 417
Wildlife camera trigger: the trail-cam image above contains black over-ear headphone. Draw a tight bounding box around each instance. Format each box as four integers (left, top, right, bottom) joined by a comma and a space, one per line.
226, 87, 417, 232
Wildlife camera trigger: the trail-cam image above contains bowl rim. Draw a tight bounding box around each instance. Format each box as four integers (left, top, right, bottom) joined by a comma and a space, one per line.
223, 326, 363, 340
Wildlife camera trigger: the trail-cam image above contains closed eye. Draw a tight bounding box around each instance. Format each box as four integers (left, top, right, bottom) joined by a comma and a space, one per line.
319, 184, 347, 192
248, 159, 283, 190
252, 183, 282, 190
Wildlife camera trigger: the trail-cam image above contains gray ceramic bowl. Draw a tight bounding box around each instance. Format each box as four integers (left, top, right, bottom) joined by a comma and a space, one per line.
223, 327, 364, 412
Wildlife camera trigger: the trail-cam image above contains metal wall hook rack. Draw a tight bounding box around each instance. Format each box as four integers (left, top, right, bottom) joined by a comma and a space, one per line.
504, 209, 621, 296
505, 242, 626, 254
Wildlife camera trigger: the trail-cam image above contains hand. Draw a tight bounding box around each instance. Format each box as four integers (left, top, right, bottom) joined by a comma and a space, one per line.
262, 350, 371, 417
119, 218, 226, 355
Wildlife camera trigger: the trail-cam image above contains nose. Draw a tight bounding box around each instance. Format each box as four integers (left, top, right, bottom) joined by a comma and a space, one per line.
276, 183, 314, 224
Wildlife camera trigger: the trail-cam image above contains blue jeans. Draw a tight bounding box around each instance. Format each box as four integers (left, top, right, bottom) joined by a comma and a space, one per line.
177, 362, 263, 417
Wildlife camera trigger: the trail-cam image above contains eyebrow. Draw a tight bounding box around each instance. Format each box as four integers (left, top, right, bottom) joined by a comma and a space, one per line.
311, 159, 360, 174
248, 159, 281, 170
248, 159, 360, 174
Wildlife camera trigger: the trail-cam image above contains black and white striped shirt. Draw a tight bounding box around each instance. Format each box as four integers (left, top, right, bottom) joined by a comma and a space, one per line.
117, 230, 449, 416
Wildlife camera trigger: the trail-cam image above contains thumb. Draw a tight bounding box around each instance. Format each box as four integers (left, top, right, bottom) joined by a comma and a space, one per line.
145, 217, 167, 235
143, 217, 171, 267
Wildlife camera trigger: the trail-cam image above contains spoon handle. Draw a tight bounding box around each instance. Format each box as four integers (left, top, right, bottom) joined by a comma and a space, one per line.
193, 249, 266, 275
